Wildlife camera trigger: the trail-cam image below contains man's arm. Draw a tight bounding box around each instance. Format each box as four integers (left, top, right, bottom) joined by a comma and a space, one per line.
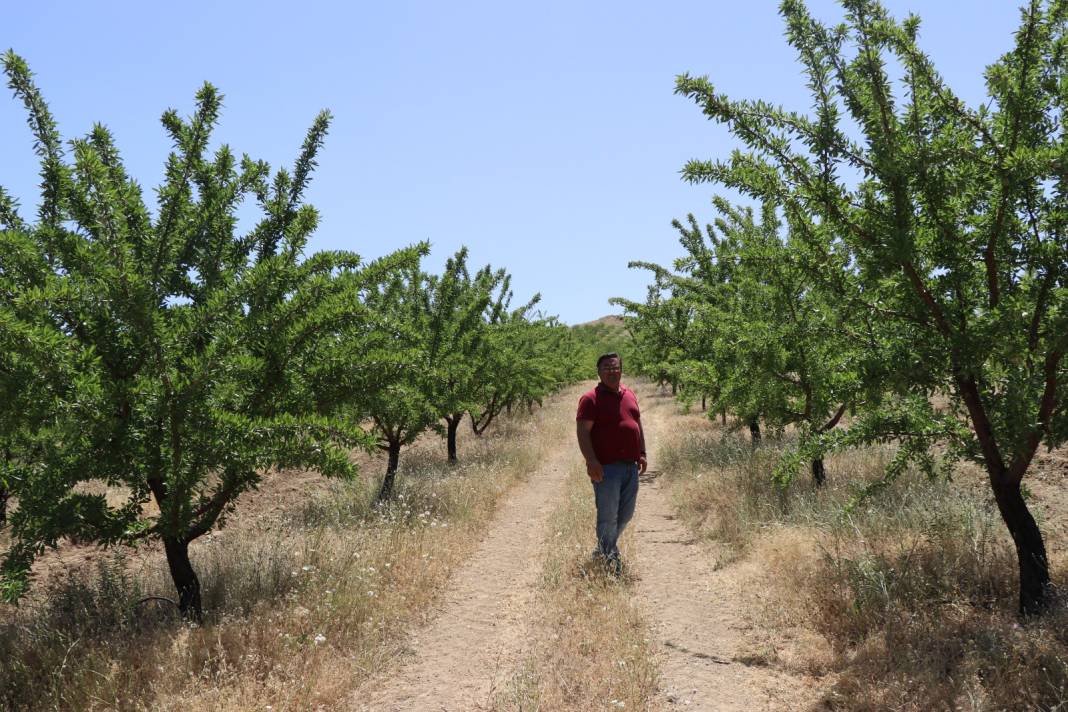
638, 420, 648, 474
576, 419, 604, 482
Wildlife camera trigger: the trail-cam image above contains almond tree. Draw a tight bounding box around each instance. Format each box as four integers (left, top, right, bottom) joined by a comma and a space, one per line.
611, 277, 692, 396
0, 53, 386, 619
468, 296, 579, 434
677, 0, 1068, 614
505, 315, 581, 410
321, 254, 571, 500
467, 274, 523, 436
420, 249, 504, 462
667, 213, 758, 433
347, 263, 440, 500
693, 199, 869, 483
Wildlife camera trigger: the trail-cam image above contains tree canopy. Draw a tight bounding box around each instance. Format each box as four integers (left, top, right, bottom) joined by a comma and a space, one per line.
656, 0, 1068, 614
0, 52, 584, 618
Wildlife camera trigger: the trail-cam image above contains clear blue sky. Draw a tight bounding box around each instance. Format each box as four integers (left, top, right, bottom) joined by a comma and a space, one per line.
3, 1, 1022, 324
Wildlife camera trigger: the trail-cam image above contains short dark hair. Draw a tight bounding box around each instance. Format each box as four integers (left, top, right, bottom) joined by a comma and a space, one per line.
596, 352, 622, 370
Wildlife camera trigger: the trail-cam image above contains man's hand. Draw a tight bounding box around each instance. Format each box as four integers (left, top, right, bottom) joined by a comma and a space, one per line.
577, 420, 602, 482
586, 459, 604, 483
638, 455, 648, 474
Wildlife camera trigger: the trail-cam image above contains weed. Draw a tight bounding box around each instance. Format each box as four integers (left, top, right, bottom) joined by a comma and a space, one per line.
0, 388, 574, 712
658, 413, 1068, 711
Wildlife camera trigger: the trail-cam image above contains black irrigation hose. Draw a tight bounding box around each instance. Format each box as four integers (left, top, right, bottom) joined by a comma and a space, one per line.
133, 595, 179, 612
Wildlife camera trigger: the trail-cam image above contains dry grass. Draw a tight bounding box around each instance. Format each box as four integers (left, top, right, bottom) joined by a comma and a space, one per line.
657, 411, 1068, 712
493, 460, 657, 711
0, 399, 566, 712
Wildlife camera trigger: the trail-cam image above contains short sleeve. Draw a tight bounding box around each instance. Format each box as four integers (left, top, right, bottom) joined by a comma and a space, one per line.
576, 394, 596, 421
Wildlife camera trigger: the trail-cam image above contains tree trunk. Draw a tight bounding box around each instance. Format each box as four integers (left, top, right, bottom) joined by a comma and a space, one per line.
377, 441, 401, 501
701, 394, 706, 412
446, 414, 461, 462
811, 458, 826, 487
748, 418, 761, 444
470, 411, 487, 436
721, 409, 727, 427
1, 447, 9, 526
991, 475, 1051, 615
163, 536, 202, 622
671, 381, 677, 395
471, 394, 500, 437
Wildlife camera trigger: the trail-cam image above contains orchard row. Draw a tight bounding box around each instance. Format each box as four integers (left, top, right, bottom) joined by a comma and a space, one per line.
0, 52, 586, 619
618, 0, 1068, 617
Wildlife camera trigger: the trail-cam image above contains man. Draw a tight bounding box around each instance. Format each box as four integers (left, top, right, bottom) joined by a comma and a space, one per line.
576, 352, 647, 574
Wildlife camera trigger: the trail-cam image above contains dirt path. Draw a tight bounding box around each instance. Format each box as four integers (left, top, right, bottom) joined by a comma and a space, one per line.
631, 386, 822, 711
352, 393, 579, 712
351, 381, 822, 711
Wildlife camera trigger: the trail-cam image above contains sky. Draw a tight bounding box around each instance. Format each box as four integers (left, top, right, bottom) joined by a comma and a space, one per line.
3, 1, 1024, 324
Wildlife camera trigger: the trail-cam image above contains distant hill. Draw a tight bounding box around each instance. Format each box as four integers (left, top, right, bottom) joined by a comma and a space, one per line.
573, 315, 625, 329
569, 315, 632, 366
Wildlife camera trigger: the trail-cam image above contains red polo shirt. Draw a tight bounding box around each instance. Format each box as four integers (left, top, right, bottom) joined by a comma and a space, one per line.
576, 383, 643, 464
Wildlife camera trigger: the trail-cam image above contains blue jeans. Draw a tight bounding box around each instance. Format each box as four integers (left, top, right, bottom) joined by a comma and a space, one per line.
592, 461, 639, 560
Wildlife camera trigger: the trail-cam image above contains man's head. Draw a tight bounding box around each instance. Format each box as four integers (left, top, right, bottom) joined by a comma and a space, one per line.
597, 353, 622, 390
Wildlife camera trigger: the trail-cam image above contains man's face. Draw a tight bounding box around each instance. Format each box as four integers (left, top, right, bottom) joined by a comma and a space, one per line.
598, 357, 622, 389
